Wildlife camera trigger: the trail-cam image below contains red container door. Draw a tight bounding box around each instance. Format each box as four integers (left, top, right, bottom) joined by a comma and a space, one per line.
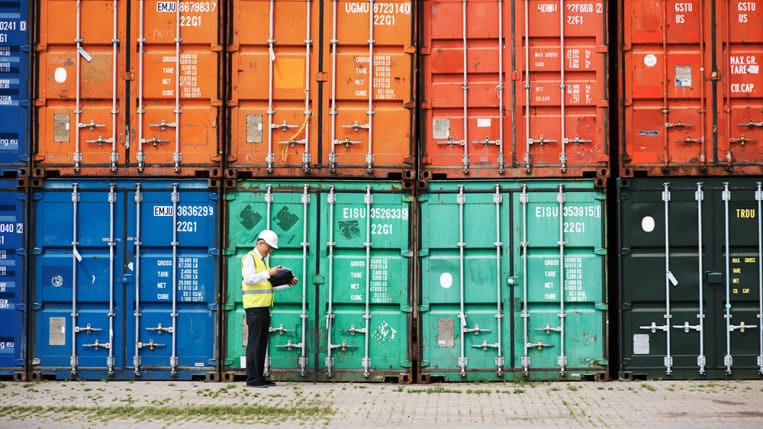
35, 0, 127, 174
516, 1, 608, 178
622, 0, 710, 175
128, 0, 223, 175
421, 0, 608, 182
719, 0, 763, 171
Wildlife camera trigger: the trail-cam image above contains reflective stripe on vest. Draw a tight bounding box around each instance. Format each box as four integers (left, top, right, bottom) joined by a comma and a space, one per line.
242, 251, 273, 308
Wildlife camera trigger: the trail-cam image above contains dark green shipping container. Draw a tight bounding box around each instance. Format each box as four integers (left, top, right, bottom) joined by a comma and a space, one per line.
222, 181, 413, 382
418, 180, 608, 382
618, 178, 763, 379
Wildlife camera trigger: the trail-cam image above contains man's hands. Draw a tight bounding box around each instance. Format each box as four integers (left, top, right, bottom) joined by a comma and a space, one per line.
268, 266, 282, 276
289, 277, 299, 286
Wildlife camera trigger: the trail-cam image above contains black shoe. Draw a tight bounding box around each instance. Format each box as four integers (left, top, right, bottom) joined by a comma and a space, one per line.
247, 382, 269, 388
264, 380, 276, 386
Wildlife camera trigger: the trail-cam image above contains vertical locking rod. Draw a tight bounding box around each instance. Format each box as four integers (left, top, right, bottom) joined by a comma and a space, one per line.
173, 0, 182, 172
170, 184, 179, 375
493, 185, 504, 375
520, 184, 530, 374
523, 0, 531, 172
109, 0, 118, 171
74, 0, 82, 171
557, 185, 567, 375
695, 183, 706, 374
70, 184, 80, 375
723, 182, 733, 374
558, 0, 567, 172
328, 0, 339, 170
663, 183, 673, 374
299, 185, 310, 375
460, 0, 469, 173
133, 184, 143, 375
362, 185, 373, 376
457, 186, 467, 375
136, 0, 146, 170
265, 0, 275, 171
365, 0, 375, 172
302, 1, 312, 171
107, 184, 116, 375
264, 184, 273, 375
325, 186, 336, 376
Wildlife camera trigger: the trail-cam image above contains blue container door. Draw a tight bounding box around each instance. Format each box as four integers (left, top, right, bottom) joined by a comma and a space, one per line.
0, 0, 30, 170
0, 180, 26, 378
33, 182, 125, 379
125, 182, 218, 380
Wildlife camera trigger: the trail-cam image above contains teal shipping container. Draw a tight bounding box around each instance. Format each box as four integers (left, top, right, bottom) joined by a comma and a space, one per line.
418, 180, 608, 381
618, 178, 763, 379
222, 181, 413, 382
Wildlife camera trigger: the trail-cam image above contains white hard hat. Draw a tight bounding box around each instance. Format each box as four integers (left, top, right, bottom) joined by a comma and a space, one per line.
257, 229, 279, 249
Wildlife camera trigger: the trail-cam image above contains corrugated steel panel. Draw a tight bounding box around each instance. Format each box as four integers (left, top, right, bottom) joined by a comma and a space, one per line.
618, 178, 763, 379
0, 179, 27, 380
0, 0, 31, 174
29, 179, 219, 380
420, 0, 609, 182
620, 0, 763, 176
225, 0, 415, 179
33, 0, 223, 177
222, 181, 412, 382
418, 180, 607, 381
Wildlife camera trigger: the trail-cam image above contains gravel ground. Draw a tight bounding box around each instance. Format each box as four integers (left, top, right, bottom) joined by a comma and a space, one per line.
1, 379, 762, 428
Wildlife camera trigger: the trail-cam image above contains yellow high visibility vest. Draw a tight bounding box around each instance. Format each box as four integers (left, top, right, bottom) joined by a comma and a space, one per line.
242, 251, 273, 308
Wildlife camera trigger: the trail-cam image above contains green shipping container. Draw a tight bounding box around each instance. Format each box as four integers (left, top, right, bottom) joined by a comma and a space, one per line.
222, 181, 413, 382
618, 178, 763, 379
418, 180, 608, 382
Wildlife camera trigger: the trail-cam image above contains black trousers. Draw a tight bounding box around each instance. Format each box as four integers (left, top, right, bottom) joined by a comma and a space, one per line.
245, 307, 271, 385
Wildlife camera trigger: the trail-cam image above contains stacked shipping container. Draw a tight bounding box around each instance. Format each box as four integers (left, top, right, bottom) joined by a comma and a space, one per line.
617, 0, 763, 380
0, 0, 760, 383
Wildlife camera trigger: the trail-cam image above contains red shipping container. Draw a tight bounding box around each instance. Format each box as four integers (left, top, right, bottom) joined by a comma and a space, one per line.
225, 0, 416, 179
420, 0, 609, 183
620, 0, 763, 176
34, 0, 223, 177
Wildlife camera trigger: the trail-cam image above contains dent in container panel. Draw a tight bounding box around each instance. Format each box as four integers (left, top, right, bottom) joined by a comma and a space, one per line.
620, 0, 763, 176
226, 0, 415, 179
221, 181, 412, 382
29, 180, 219, 380
33, 0, 223, 177
0, 0, 30, 175
0, 180, 27, 380
618, 178, 763, 379
420, 0, 608, 182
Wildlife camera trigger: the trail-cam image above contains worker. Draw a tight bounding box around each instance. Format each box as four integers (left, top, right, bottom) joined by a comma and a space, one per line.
242, 229, 298, 388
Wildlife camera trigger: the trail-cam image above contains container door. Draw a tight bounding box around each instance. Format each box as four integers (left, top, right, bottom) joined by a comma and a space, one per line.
125, 182, 218, 379
318, 185, 412, 381
622, 0, 709, 173
719, 1, 763, 169
515, 0, 608, 176
514, 184, 606, 379
0, 0, 30, 171
421, 0, 510, 176
323, 0, 414, 174
224, 184, 317, 380
35, 0, 127, 173
419, 185, 511, 381
32, 183, 125, 379
128, 0, 223, 173
0, 182, 26, 379
227, 0, 320, 172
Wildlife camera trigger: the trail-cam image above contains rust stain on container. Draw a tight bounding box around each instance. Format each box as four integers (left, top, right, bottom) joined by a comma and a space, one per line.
35, 0, 223, 176
620, 0, 763, 177
226, 0, 415, 179
420, 0, 609, 182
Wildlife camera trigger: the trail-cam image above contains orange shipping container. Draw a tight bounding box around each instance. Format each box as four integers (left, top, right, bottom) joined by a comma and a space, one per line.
420, 0, 609, 183
34, 0, 223, 177
226, 0, 415, 179
620, 0, 763, 176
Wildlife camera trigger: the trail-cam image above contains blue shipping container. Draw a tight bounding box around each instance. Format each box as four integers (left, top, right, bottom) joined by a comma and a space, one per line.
0, 0, 30, 173
0, 179, 26, 379
30, 180, 219, 380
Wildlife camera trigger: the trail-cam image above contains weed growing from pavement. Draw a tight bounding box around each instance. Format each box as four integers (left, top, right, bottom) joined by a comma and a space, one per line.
465, 389, 491, 395
567, 385, 578, 392
641, 384, 656, 392
0, 383, 6, 389
403, 386, 462, 394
